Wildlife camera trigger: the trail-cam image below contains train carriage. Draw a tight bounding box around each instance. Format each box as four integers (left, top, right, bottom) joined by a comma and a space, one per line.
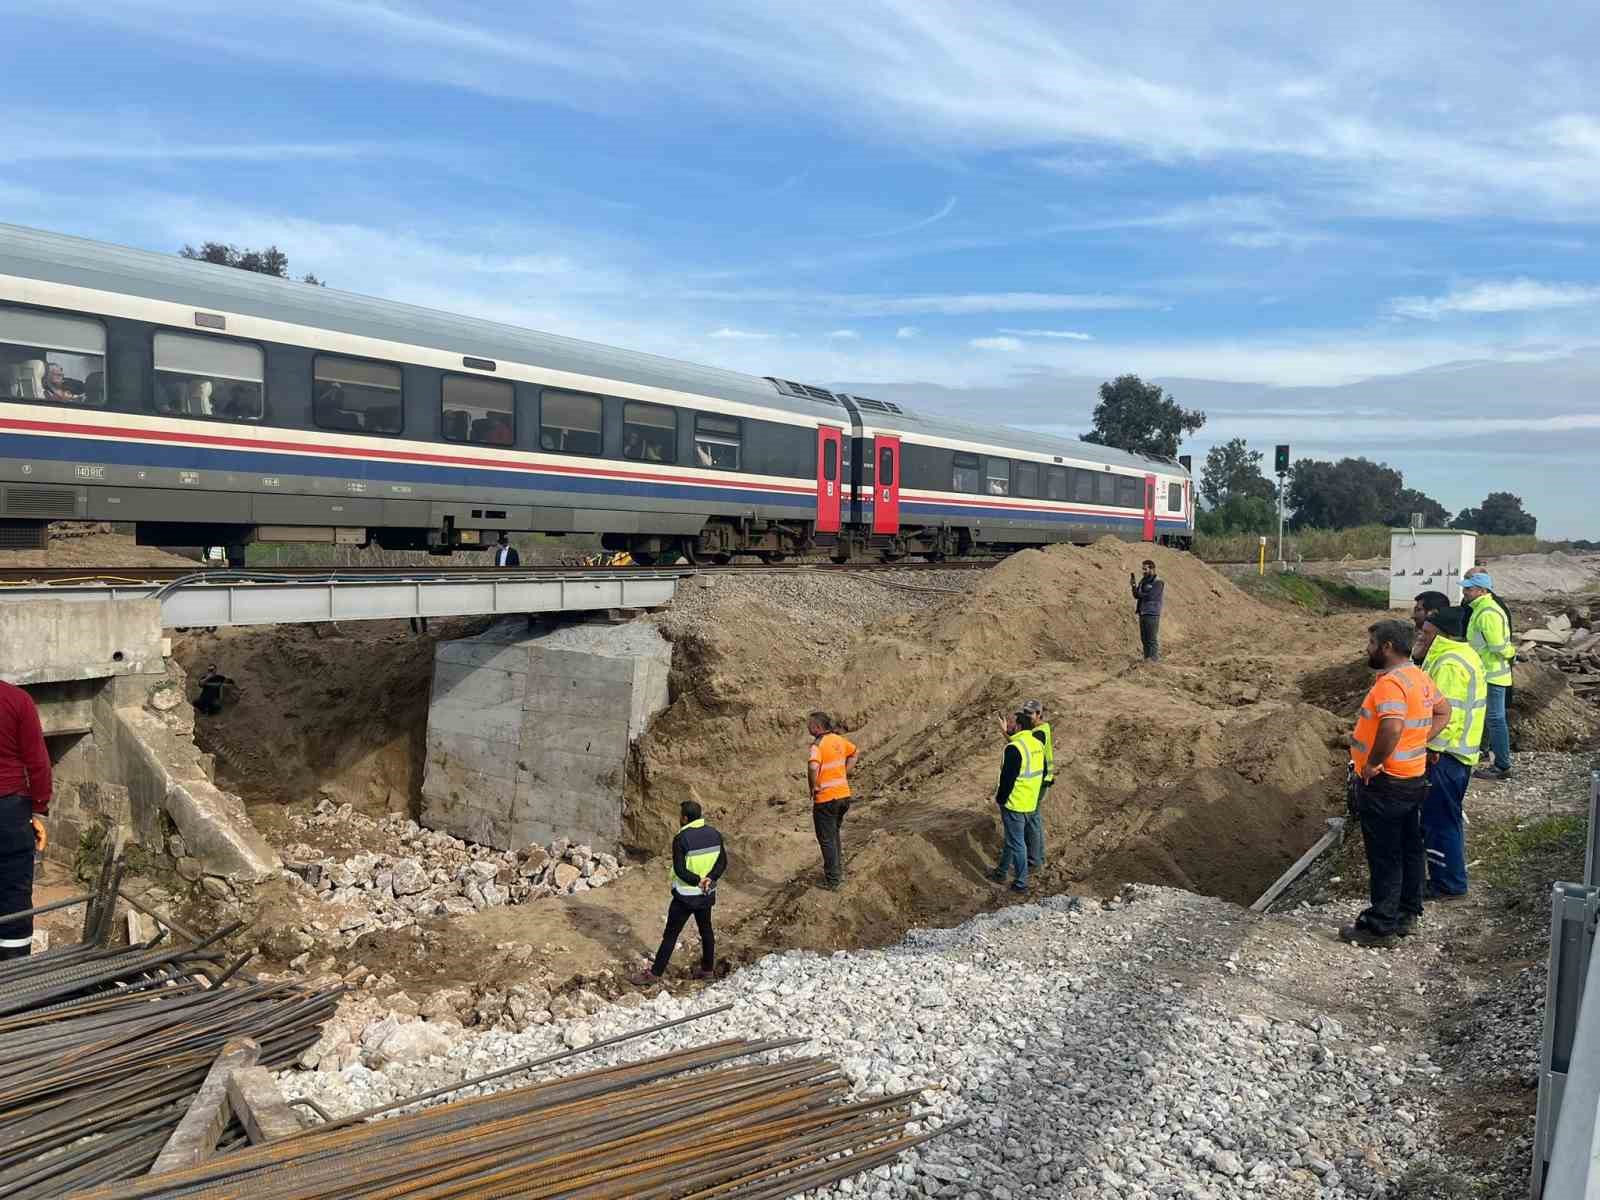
0, 224, 1192, 561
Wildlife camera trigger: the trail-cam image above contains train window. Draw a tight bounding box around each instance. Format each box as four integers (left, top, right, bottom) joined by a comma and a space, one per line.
622, 401, 677, 464
952, 452, 980, 493
693, 414, 741, 469
879, 446, 895, 487
539, 389, 603, 455
985, 458, 1011, 496
153, 331, 262, 421
823, 437, 838, 481
1168, 482, 1183, 512
1070, 468, 1095, 503
1117, 474, 1142, 509
1047, 467, 1067, 501
1015, 462, 1038, 498
314, 356, 402, 435
442, 375, 513, 445
1094, 472, 1116, 506
1, 306, 107, 407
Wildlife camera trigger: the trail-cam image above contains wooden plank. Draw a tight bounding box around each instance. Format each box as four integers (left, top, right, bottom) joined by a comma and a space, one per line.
1250, 817, 1347, 914
150, 1038, 260, 1175
227, 1066, 304, 1144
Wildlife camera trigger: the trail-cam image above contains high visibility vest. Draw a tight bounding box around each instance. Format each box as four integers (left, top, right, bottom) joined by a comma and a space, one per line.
1004, 732, 1044, 813
1351, 663, 1436, 779
810, 733, 855, 803
1034, 722, 1054, 785
1422, 635, 1487, 766
1466, 594, 1515, 686
669, 819, 723, 897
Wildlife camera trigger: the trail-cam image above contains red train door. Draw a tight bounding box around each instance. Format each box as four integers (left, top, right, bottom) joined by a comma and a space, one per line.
1142, 474, 1157, 541
872, 435, 901, 534
816, 427, 843, 534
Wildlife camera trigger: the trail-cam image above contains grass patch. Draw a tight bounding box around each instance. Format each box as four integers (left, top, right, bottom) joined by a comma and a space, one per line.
1196, 525, 1559, 564
1234, 570, 1389, 614
1472, 814, 1587, 895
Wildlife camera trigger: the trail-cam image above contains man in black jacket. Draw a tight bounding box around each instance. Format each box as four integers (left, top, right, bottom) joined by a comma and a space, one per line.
493, 532, 521, 568
633, 800, 727, 984
1131, 559, 1165, 661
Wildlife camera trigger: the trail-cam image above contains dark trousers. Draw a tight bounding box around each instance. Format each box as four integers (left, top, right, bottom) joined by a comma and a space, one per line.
651, 895, 714, 975
1356, 773, 1427, 935
1138, 614, 1161, 660
1423, 753, 1471, 895
813, 799, 850, 885
0, 795, 34, 961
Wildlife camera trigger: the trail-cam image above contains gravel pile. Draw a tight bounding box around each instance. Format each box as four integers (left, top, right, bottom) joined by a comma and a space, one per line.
282, 885, 1448, 1199
654, 569, 978, 644
279, 803, 626, 949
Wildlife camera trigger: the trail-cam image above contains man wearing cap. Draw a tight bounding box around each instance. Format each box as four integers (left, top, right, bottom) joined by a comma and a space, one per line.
1461, 572, 1514, 779
1414, 604, 1486, 900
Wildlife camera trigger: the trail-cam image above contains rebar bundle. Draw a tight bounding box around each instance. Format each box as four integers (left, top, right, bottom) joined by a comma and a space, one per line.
63, 1036, 953, 1200
0, 864, 338, 1200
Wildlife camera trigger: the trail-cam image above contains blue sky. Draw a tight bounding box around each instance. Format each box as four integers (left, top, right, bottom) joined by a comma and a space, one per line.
3, 1, 1598, 534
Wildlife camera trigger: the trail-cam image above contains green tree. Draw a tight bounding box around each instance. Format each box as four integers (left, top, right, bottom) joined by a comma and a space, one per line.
1382, 488, 1450, 529
1196, 494, 1276, 537
1080, 374, 1205, 459
1453, 491, 1537, 535
180, 242, 325, 285
1200, 438, 1276, 510
1286, 457, 1404, 529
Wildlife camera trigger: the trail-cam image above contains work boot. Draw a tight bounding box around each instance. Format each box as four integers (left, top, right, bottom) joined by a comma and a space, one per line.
1396, 917, 1420, 938
1473, 765, 1511, 781
1339, 923, 1397, 949
629, 969, 664, 987
1011, 880, 1028, 894
692, 966, 716, 981
1425, 886, 1467, 902
986, 869, 1006, 883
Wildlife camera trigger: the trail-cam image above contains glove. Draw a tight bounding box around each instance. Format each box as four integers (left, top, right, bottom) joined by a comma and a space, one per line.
30, 818, 46, 852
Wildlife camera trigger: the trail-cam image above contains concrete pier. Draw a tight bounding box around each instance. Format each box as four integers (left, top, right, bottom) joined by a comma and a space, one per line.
421, 618, 671, 852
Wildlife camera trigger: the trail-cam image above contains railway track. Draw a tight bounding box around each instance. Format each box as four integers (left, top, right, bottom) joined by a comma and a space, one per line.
0, 558, 999, 586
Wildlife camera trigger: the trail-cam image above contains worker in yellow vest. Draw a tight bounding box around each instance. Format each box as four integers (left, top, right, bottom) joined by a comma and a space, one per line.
987, 712, 1044, 893
1020, 699, 1052, 875
1461, 571, 1515, 779
632, 800, 726, 985
1414, 603, 1487, 900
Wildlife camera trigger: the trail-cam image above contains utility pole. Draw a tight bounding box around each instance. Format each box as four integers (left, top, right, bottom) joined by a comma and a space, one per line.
1274, 444, 1290, 567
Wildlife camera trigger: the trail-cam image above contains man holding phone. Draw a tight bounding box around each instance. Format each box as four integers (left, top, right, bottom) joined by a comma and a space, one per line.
1130, 559, 1165, 662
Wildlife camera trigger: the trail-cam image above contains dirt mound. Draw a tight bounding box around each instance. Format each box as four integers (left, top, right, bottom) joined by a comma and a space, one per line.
0, 528, 196, 570
173, 618, 489, 818
1511, 663, 1600, 751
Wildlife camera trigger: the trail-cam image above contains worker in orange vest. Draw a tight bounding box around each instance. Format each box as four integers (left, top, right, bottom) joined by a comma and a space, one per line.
807, 711, 858, 891
1341, 619, 1451, 948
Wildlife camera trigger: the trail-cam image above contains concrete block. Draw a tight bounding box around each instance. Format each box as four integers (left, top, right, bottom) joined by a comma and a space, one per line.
0, 599, 164, 686
420, 617, 669, 850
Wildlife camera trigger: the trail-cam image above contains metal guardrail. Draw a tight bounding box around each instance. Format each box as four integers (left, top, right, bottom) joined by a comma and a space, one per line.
1531, 771, 1600, 1198
0, 572, 680, 627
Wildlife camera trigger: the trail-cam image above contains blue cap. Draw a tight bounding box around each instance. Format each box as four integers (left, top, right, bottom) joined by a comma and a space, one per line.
1463, 572, 1493, 590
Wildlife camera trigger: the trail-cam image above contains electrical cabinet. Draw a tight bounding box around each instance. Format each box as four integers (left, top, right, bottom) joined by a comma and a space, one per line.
1388, 527, 1476, 609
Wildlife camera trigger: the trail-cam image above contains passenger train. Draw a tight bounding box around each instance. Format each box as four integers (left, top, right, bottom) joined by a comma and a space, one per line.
0, 224, 1193, 564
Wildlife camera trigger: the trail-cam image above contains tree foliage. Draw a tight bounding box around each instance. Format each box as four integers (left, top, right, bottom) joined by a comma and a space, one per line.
1080, 374, 1205, 459
180, 242, 324, 285
1383, 488, 1450, 529
1195, 494, 1276, 537
1286, 457, 1404, 529
1453, 491, 1537, 535
1200, 437, 1276, 510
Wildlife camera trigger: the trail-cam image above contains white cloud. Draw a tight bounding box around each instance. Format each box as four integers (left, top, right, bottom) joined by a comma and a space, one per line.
997, 328, 1094, 341
843, 292, 1150, 316
969, 336, 1024, 352
709, 327, 774, 340
895, 326, 921, 339
1389, 279, 1600, 320
862, 195, 958, 238
825, 329, 860, 339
